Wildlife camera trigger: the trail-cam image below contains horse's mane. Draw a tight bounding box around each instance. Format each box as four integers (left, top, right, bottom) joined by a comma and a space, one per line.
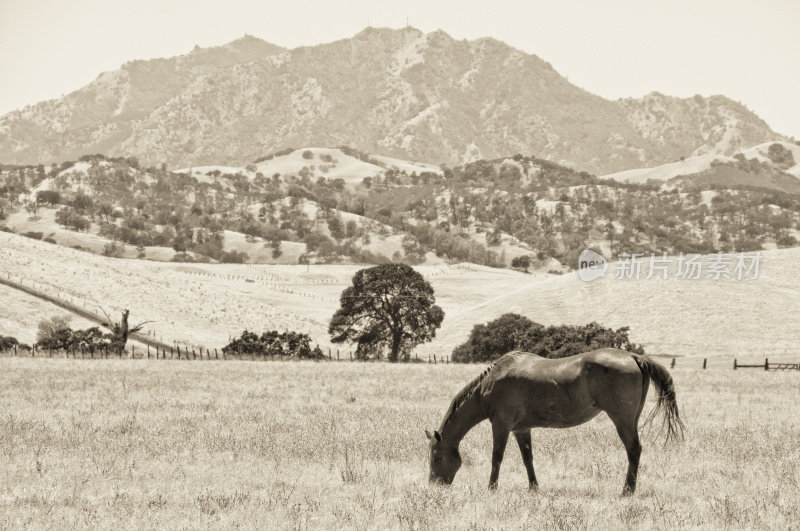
442, 352, 520, 428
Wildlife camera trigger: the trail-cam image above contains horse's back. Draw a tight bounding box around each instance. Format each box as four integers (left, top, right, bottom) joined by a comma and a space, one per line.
497, 348, 639, 379
480, 349, 644, 430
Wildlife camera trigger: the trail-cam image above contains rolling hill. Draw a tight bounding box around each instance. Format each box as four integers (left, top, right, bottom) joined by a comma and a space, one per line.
599, 141, 800, 194
1, 230, 798, 362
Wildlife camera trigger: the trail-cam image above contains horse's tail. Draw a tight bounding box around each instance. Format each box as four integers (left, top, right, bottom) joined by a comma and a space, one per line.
634, 355, 685, 444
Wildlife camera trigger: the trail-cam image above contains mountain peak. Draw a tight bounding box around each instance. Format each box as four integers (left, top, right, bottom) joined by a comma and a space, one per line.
0, 28, 784, 173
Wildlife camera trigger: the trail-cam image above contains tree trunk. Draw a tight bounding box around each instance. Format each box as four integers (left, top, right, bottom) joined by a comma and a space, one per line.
120, 309, 130, 343
389, 333, 402, 363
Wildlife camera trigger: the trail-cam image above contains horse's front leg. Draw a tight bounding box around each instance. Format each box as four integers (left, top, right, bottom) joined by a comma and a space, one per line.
489, 422, 509, 489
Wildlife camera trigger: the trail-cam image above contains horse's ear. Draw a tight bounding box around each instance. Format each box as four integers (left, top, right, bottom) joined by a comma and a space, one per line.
424, 429, 442, 442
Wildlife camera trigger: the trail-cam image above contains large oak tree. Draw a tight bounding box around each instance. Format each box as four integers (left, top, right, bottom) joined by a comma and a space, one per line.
329, 264, 444, 362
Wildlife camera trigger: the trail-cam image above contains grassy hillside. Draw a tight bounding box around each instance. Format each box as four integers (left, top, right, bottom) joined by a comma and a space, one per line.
2, 231, 798, 359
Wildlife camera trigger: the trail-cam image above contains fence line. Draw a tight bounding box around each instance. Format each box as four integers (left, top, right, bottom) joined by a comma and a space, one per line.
3, 345, 799, 371
0, 345, 454, 364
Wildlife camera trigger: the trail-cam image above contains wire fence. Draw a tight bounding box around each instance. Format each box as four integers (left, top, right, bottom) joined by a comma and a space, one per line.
0, 344, 454, 363
2, 344, 799, 371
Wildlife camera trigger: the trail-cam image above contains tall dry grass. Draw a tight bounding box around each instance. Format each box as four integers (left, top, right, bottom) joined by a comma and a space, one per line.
0, 359, 798, 529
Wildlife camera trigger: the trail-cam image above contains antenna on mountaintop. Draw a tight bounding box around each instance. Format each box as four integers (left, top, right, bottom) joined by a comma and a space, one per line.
406, 17, 410, 28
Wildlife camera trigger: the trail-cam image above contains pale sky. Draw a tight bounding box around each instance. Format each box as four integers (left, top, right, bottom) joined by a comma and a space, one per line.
1, 0, 798, 138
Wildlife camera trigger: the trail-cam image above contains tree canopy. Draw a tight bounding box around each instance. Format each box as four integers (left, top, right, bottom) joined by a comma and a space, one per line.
329, 264, 444, 361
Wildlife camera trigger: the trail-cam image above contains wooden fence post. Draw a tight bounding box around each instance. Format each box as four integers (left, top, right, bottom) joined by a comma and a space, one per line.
703, 358, 707, 369
215, 348, 218, 360
670, 358, 675, 368
13, 344, 16, 356
734, 359, 737, 370
765, 358, 769, 371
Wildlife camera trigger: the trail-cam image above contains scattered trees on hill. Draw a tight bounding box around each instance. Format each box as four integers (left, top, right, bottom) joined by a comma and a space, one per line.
36, 190, 61, 206
329, 264, 444, 361
24, 200, 40, 221
55, 207, 90, 231
4, 149, 800, 269
451, 313, 644, 363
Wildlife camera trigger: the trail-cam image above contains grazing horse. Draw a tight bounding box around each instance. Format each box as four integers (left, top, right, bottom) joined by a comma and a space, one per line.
425, 349, 684, 495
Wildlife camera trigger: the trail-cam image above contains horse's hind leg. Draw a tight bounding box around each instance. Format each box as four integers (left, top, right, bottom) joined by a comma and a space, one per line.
609, 376, 648, 495
513, 430, 538, 489
612, 418, 642, 495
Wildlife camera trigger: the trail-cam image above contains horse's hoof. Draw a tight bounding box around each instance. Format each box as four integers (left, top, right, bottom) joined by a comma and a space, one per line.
528, 483, 539, 492
488, 483, 498, 491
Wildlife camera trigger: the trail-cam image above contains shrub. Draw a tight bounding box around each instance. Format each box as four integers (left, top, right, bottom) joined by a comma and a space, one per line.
511, 255, 532, 272
103, 242, 125, 258
220, 250, 249, 263
35, 316, 114, 352
302, 150, 314, 160
23, 231, 43, 240
452, 313, 644, 363
36, 316, 73, 349
171, 252, 196, 263
223, 330, 322, 359
776, 234, 798, 248
0, 335, 19, 350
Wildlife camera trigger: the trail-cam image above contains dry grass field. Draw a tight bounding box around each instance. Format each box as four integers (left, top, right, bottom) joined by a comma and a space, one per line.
1, 358, 798, 529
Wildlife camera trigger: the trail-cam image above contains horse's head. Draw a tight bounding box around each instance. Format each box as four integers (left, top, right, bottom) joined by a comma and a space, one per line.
425, 429, 461, 485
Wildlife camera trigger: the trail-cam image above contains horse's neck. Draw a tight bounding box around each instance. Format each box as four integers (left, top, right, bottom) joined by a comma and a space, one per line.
439, 391, 486, 447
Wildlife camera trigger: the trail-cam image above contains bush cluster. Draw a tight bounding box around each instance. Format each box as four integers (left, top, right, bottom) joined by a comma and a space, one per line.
35, 316, 124, 352
452, 313, 644, 363
222, 330, 324, 359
